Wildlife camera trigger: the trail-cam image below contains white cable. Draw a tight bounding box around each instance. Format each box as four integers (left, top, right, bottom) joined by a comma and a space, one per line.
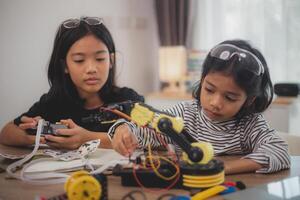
90, 150, 143, 175
90, 159, 126, 175
6, 119, 44, 180
82, 156, 95, 171
5, 120, 128, 185
20, 157, 69, 185
6, 120, 69, 185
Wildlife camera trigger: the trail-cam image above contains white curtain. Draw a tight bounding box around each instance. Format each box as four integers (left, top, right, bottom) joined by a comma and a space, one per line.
188, 0, 300, 84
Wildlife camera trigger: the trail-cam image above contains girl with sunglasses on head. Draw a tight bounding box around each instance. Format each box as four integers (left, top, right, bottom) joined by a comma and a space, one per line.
109, 39, 290, 174
0, 17, 144, 149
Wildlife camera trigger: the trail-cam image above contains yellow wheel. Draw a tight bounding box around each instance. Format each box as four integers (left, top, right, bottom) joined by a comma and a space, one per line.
65, 170, 101, 200
182, 142, 214, 164
64, 171, 89, 192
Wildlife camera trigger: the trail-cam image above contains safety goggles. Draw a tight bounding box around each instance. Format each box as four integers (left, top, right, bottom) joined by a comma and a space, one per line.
209, 44, 264, 76
61, 17, 103, 29
58, 17, 103, 37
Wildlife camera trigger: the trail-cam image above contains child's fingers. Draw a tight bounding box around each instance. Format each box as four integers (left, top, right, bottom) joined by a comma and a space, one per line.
19, 122, 37, 130
112, 124, 135, 156
60, 119, 76, 128
112, 136, 131, 157
123, 133, 137, 153
46, 141, 61, 149
33, 116, 42, 122
44, 134, 66, 143
21, 116, 41, 123
40, 137, 47, 144
55, 128, 74, 136
20, 116, 35, 123
117, 142, 131, 157
19, 116, 42, 130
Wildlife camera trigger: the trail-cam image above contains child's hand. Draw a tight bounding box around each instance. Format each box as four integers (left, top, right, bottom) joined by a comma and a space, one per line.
44, 119, 90, 150
19, 116, 42, 130
17, 116, 46, 144
111, 124, 138, 157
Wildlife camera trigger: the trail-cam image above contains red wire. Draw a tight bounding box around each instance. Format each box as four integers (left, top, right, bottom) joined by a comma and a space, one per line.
132, 161, 181, 193
130, 125, 182, 192
102, 106, 182, 192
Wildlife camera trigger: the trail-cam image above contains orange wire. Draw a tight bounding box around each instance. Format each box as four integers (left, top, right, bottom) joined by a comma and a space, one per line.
148, 127, 179, 163
102, 106, 182, 192
107, 109, 132, 121
131, 139, 181, 193
132, 161, 181, 193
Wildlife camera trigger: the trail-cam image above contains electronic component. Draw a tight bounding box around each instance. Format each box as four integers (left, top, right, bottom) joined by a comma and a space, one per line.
108, 101, 225, 189
81, 112, 119, 124
26, 120, 68, 136
113, 161, 182, 188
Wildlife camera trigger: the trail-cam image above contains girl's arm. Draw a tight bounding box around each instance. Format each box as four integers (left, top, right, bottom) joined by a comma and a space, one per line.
108, 119, 172, 150
108, 102, 188, 150
242, 115, 291, 173
0, 121, 45, 146
224, 158, 262, 174
134, 102, 188, 148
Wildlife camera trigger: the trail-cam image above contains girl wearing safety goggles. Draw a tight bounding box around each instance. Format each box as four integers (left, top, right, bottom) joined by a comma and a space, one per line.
110, 39, 290, 174
0, 17, 144, 149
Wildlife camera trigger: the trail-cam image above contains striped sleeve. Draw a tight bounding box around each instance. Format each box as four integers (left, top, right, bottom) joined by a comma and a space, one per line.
107, 103, 186, 148
107, 119, 133, 141
242, 114, 291, 173
107, 119, 174, 149
133, 103, 186, 148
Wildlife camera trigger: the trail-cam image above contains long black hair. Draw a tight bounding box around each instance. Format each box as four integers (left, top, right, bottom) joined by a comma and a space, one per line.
47, 17, 117, 105
193, 39, 273, 119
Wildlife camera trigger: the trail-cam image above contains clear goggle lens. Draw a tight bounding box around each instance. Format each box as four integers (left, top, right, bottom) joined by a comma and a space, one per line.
209, 44, 264, 76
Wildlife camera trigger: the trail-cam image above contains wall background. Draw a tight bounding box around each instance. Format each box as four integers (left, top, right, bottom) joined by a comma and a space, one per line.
0, 0, 160, 128
1, 0, 299, 134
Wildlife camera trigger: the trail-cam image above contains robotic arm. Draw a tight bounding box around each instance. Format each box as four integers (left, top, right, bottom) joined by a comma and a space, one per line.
106, 101, 214, 164
107, 101, 224, 189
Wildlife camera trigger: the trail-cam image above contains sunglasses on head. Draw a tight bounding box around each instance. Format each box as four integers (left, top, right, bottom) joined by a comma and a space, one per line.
209, 44, 264, 76
61, 17, 103, 29
58, 17, 103, 37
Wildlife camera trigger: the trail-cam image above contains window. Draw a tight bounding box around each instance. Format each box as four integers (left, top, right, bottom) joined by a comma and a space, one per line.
188, 0, 300, 84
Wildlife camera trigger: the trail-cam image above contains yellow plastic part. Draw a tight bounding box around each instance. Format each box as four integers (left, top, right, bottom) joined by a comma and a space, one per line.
65, 170, 101, 200
130, 103, 155, 126
183, 171, 224, 181
182, 142, 214, 164
130, 103, 184, 134
152, 114, 184, 134
191, 185, 227, 200
182, 171, 225, 188
64, 171, 89, 192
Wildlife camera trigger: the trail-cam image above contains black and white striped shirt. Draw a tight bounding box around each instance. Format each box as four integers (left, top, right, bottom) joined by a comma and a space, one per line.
109, 100, 291, 173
